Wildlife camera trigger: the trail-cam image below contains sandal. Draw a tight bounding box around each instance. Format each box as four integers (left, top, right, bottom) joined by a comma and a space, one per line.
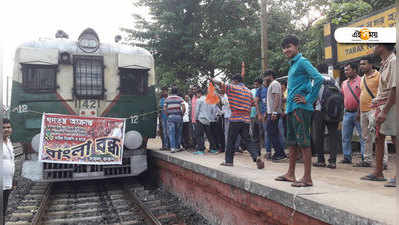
312, 162, 326, 167
275, 176, 295, 182
353, 161, 371, 167
220, 162, 233, 167
360, 174, 387, 182
384, 178, 396, 187
291, 181, 313, 187
256, 157, 265, 169
327, 163, 336, 169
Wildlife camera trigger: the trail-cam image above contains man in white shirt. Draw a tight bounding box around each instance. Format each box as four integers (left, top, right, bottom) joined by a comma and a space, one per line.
182, 95, 191, 149
264, 70, 286, 161
2, 118, 14, 222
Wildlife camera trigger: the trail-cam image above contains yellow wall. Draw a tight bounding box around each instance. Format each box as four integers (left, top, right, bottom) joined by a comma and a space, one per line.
337, 7, 396, 63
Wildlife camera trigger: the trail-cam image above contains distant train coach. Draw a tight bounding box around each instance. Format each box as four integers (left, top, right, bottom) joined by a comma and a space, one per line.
10, 28, 157, 181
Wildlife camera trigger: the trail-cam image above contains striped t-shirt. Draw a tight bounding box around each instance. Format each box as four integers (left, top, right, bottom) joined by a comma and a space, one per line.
225, 83, 252, 123
165, 95, 184, 115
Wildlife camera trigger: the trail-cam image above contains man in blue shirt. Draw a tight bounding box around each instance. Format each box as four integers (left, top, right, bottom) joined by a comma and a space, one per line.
275, 35, 323, 187
255, 77, 272, 159
159, 87, 169, 150
250, 79, 262, 144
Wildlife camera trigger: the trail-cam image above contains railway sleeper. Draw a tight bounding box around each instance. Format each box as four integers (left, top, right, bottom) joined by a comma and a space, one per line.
5, 221, 31, 225
157, 212, 178, 224
52, 192, 103, 198
49, 198, 102, 206
43, 215, 106, 225
47, 201, 102, 211
109, 220, 146, 225
142, 199, 162, 208
118, 215, 145, 224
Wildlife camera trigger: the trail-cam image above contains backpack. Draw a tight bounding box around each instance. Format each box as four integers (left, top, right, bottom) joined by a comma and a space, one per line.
320, 79, 344, 122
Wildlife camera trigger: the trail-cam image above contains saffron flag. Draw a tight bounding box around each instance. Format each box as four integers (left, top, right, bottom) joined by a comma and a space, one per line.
241, 61, 245, 79
205, 82, 220, 104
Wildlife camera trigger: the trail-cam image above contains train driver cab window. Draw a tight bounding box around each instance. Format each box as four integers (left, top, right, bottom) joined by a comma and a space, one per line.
73, 55, 104, 99
119, 68, 149, 95
21, 64, 57, 92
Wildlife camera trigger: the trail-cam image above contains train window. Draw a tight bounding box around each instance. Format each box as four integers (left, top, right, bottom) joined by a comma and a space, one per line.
73, 55, 104, 99
119, 68, 149, 95
21, 64, 57, 92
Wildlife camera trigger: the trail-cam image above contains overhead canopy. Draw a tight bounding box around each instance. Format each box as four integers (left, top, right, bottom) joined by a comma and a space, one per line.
118, 53, 153, 70
18, 47, 58, 65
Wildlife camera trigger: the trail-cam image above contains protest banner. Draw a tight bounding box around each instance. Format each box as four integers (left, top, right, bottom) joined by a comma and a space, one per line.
39, 113, 126, 165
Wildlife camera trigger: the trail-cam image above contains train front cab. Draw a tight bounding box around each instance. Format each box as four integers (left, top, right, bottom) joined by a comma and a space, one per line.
10, 28, 157, 182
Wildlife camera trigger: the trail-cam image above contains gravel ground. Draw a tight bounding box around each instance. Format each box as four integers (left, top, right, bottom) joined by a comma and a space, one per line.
6, 148, 211, 225
5, 149, 35, 221
155, 185, 212, 225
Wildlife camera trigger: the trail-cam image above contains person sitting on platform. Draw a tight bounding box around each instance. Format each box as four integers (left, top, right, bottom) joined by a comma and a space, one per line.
275, 35, 323, 187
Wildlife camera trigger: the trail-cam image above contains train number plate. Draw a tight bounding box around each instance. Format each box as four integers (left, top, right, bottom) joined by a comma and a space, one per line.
79, 100, 98, 117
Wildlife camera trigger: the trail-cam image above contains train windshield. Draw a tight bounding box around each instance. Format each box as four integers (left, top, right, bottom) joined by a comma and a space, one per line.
119, 68, 149, 95
73, 55, 104, 99
21, 64, 57, 92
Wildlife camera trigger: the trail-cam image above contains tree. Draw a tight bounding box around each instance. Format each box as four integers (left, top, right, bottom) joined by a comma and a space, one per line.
336, 0, 395, 11
122, 0, 384, 88
327, 0, 372, 26
124, 0, 265, 89
363, 0, 395, 10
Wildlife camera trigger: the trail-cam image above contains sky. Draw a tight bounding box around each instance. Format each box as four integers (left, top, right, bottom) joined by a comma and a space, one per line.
0, 0, 149, 105
0, 0, 323, 106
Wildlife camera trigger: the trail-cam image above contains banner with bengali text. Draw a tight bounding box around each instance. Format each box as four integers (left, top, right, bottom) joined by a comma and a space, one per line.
39, 113, 126, 165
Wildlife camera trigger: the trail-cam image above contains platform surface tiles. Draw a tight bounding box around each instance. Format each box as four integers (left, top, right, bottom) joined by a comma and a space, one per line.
148, 138, 396, 225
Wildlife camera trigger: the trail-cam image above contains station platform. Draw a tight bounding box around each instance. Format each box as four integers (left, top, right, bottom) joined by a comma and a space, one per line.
147, 138, 396, 225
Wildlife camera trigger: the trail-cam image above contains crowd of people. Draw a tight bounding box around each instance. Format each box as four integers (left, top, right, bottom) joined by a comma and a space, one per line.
1, 34, 396, 225
158, 35, 396, 188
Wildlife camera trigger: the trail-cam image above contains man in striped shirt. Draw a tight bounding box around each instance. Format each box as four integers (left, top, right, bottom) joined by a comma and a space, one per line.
164, 87, 186, 153
213, 75, 264, 169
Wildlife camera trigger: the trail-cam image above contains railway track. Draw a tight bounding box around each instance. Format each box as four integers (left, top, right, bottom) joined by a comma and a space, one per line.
6, 179, 185, 225
13, 143, 24, 158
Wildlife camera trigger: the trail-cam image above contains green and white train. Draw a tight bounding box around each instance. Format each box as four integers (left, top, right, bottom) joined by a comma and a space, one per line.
10, 28, 157, 181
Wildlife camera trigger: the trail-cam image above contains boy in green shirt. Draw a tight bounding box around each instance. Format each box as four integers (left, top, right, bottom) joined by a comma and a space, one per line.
275, 35, 323, 187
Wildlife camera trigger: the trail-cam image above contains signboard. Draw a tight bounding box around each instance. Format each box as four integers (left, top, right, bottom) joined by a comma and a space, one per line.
337, 6, 396, 63
39, 113, 126, 165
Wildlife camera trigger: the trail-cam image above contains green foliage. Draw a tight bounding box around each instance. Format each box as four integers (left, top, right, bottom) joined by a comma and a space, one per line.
328, 0, 373, 26
123, 0, 389, 89
301, 20, 326, 69
346, 0, 395, 11
367, 0, 395, 10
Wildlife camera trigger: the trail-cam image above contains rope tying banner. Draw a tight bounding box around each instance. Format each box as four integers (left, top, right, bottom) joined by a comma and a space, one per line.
5, 105, 158, 123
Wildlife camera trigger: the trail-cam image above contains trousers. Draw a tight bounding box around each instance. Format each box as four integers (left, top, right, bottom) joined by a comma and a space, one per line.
225, 122, 259, 163
311, 110, 339, 163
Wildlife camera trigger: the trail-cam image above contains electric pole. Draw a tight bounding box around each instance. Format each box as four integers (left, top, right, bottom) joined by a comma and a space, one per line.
260, 0, 268, 72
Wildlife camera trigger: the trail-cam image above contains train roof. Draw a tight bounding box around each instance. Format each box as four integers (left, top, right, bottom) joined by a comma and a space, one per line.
17, 38, 153, 58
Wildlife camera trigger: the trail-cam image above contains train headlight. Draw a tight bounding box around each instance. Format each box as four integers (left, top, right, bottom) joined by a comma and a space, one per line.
124, 131, 143, 150
31, 133, 41, 152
